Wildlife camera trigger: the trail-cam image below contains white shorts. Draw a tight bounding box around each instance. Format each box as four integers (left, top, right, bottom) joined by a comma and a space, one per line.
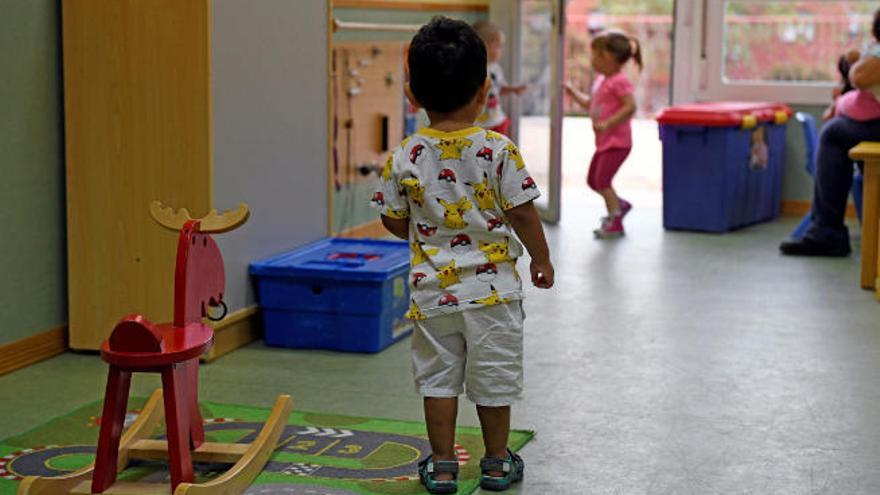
411, 302, 524, 407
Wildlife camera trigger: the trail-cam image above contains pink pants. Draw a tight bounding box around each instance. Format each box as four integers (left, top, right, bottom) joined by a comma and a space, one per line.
587, 147, 631, 191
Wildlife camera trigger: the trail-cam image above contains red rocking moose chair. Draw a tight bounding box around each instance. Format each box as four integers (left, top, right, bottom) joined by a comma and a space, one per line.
19, 202, 292, 495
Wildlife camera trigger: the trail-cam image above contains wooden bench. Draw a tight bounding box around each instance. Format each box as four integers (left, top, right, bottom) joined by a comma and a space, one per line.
850, 142, 880, 299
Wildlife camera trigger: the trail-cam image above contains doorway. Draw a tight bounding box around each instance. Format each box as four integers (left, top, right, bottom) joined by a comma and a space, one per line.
510, 0, 673, 223
559, 0, 673, 216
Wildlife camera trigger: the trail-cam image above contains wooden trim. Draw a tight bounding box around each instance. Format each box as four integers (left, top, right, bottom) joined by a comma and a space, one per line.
332, 0, 488, 12
128, 439, 250, 463
327, 1, 335, 236
172, 395, 293, 494
780, 200, 810, 216
206, 0, 215, 209
338, 219, 389, 238
203, 306, 260, 362
781, 200, 858, 219
0, 325, 68, 377
20, 390, 165, 495
334, 18, 421, 33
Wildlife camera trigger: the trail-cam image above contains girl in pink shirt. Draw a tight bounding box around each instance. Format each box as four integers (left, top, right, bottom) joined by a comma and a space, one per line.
565, 31, 641, 238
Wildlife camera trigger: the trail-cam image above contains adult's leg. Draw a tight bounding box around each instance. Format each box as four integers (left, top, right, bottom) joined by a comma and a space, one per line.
783, 116, 880, 254
809, 117, 880, 244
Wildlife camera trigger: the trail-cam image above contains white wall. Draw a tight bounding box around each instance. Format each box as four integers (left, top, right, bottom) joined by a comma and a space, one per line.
212, 0, 329, 310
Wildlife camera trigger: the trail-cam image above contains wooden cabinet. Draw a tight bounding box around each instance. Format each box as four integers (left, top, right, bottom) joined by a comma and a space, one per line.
63, 0, 214, 350
64, 0, 332, 352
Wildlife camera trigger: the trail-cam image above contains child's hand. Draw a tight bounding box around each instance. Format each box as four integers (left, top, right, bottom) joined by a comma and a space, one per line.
502, 84, 528, 97
822, 103, 836, 122
563, 81, 576, 94
593, 120, 610, 133
530, 260, 554, 289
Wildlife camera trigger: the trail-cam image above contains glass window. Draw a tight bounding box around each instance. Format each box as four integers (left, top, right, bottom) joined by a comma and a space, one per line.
723, 1, 877, 84
565, 1, 674, 116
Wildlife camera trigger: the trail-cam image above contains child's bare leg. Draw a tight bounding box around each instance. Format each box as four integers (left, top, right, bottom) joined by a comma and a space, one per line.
424, 397, 458, 480
598, 187, 621, 214
476, 405, 510, 476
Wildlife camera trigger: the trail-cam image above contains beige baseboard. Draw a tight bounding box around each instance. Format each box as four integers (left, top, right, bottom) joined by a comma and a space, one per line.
0, 312, 255, 372
781, 200, 858, 219
337, 219, 389, 239
204, 306, 261, 362
0, 325, 68, 377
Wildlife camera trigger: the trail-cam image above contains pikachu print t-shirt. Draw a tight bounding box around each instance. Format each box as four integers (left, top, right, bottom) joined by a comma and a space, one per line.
371, 126, 541, 320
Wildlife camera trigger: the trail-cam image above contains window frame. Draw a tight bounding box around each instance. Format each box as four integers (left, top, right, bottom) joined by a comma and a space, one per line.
674, 0, 869, 105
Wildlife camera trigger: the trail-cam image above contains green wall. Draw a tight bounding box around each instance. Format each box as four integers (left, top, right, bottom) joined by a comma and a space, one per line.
783, 105, 828, 202
0, 0, 67, 345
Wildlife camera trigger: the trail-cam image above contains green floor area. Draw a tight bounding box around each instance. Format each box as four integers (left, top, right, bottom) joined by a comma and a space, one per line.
0, 397, 532, 494
2, 200, 879, 493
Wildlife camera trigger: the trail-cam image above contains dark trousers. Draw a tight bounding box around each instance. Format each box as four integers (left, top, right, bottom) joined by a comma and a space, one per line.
805, 115, 880, 250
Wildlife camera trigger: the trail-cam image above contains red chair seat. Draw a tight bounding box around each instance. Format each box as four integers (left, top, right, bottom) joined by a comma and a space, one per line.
100, 322, 213, 369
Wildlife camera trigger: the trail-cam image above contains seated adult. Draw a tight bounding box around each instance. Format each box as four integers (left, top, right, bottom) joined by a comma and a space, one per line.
781, 8, 880, 257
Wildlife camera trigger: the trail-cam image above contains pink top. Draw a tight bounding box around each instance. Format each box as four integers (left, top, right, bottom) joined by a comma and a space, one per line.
836, 89, 880, 122
590, 73, 635, 151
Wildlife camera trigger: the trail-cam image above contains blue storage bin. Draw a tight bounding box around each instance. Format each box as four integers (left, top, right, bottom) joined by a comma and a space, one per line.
657, 102, 791, 233
250, 238, 411, 352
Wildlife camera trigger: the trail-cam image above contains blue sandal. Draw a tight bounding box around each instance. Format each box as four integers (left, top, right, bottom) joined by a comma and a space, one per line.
479, 449, 524, 491
418, 455, 459, 494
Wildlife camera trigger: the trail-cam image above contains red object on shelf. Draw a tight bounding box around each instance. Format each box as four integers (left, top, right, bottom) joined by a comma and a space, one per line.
656, 102, 793, 127
91, 217, 230, 493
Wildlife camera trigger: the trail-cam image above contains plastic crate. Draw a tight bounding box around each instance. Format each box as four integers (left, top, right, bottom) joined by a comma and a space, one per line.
656, 102, 791, 233
249, 238, 411, 352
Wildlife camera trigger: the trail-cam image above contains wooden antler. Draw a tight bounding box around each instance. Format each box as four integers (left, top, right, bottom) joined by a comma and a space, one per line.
150, 201, 250, 233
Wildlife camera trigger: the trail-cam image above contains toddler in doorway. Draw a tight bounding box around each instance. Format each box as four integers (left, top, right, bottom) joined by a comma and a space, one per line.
371, 17, 554, 494
565, 30, 641, 238
472, 21, 526, 137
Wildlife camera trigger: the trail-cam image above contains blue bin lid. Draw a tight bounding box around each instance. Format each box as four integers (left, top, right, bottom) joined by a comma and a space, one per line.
249, 238, 409, 281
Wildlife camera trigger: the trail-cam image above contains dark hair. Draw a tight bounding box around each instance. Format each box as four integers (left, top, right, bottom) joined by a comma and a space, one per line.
874, 7, 880, 41
838, 55, 854, 94
408, 17, 487, 113
592, 30, 643, 71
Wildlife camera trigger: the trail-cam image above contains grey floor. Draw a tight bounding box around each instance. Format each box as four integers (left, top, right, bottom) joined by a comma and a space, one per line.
2, 198, 880, 494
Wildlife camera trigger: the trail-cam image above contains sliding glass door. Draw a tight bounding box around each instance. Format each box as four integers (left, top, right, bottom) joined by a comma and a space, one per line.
517, 0, 565, 223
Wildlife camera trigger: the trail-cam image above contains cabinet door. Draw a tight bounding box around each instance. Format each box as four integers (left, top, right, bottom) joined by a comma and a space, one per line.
63, 0, 212, 349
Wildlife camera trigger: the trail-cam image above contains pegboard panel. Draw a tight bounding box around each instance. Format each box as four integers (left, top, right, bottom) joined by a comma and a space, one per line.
331, 41, 406, 187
